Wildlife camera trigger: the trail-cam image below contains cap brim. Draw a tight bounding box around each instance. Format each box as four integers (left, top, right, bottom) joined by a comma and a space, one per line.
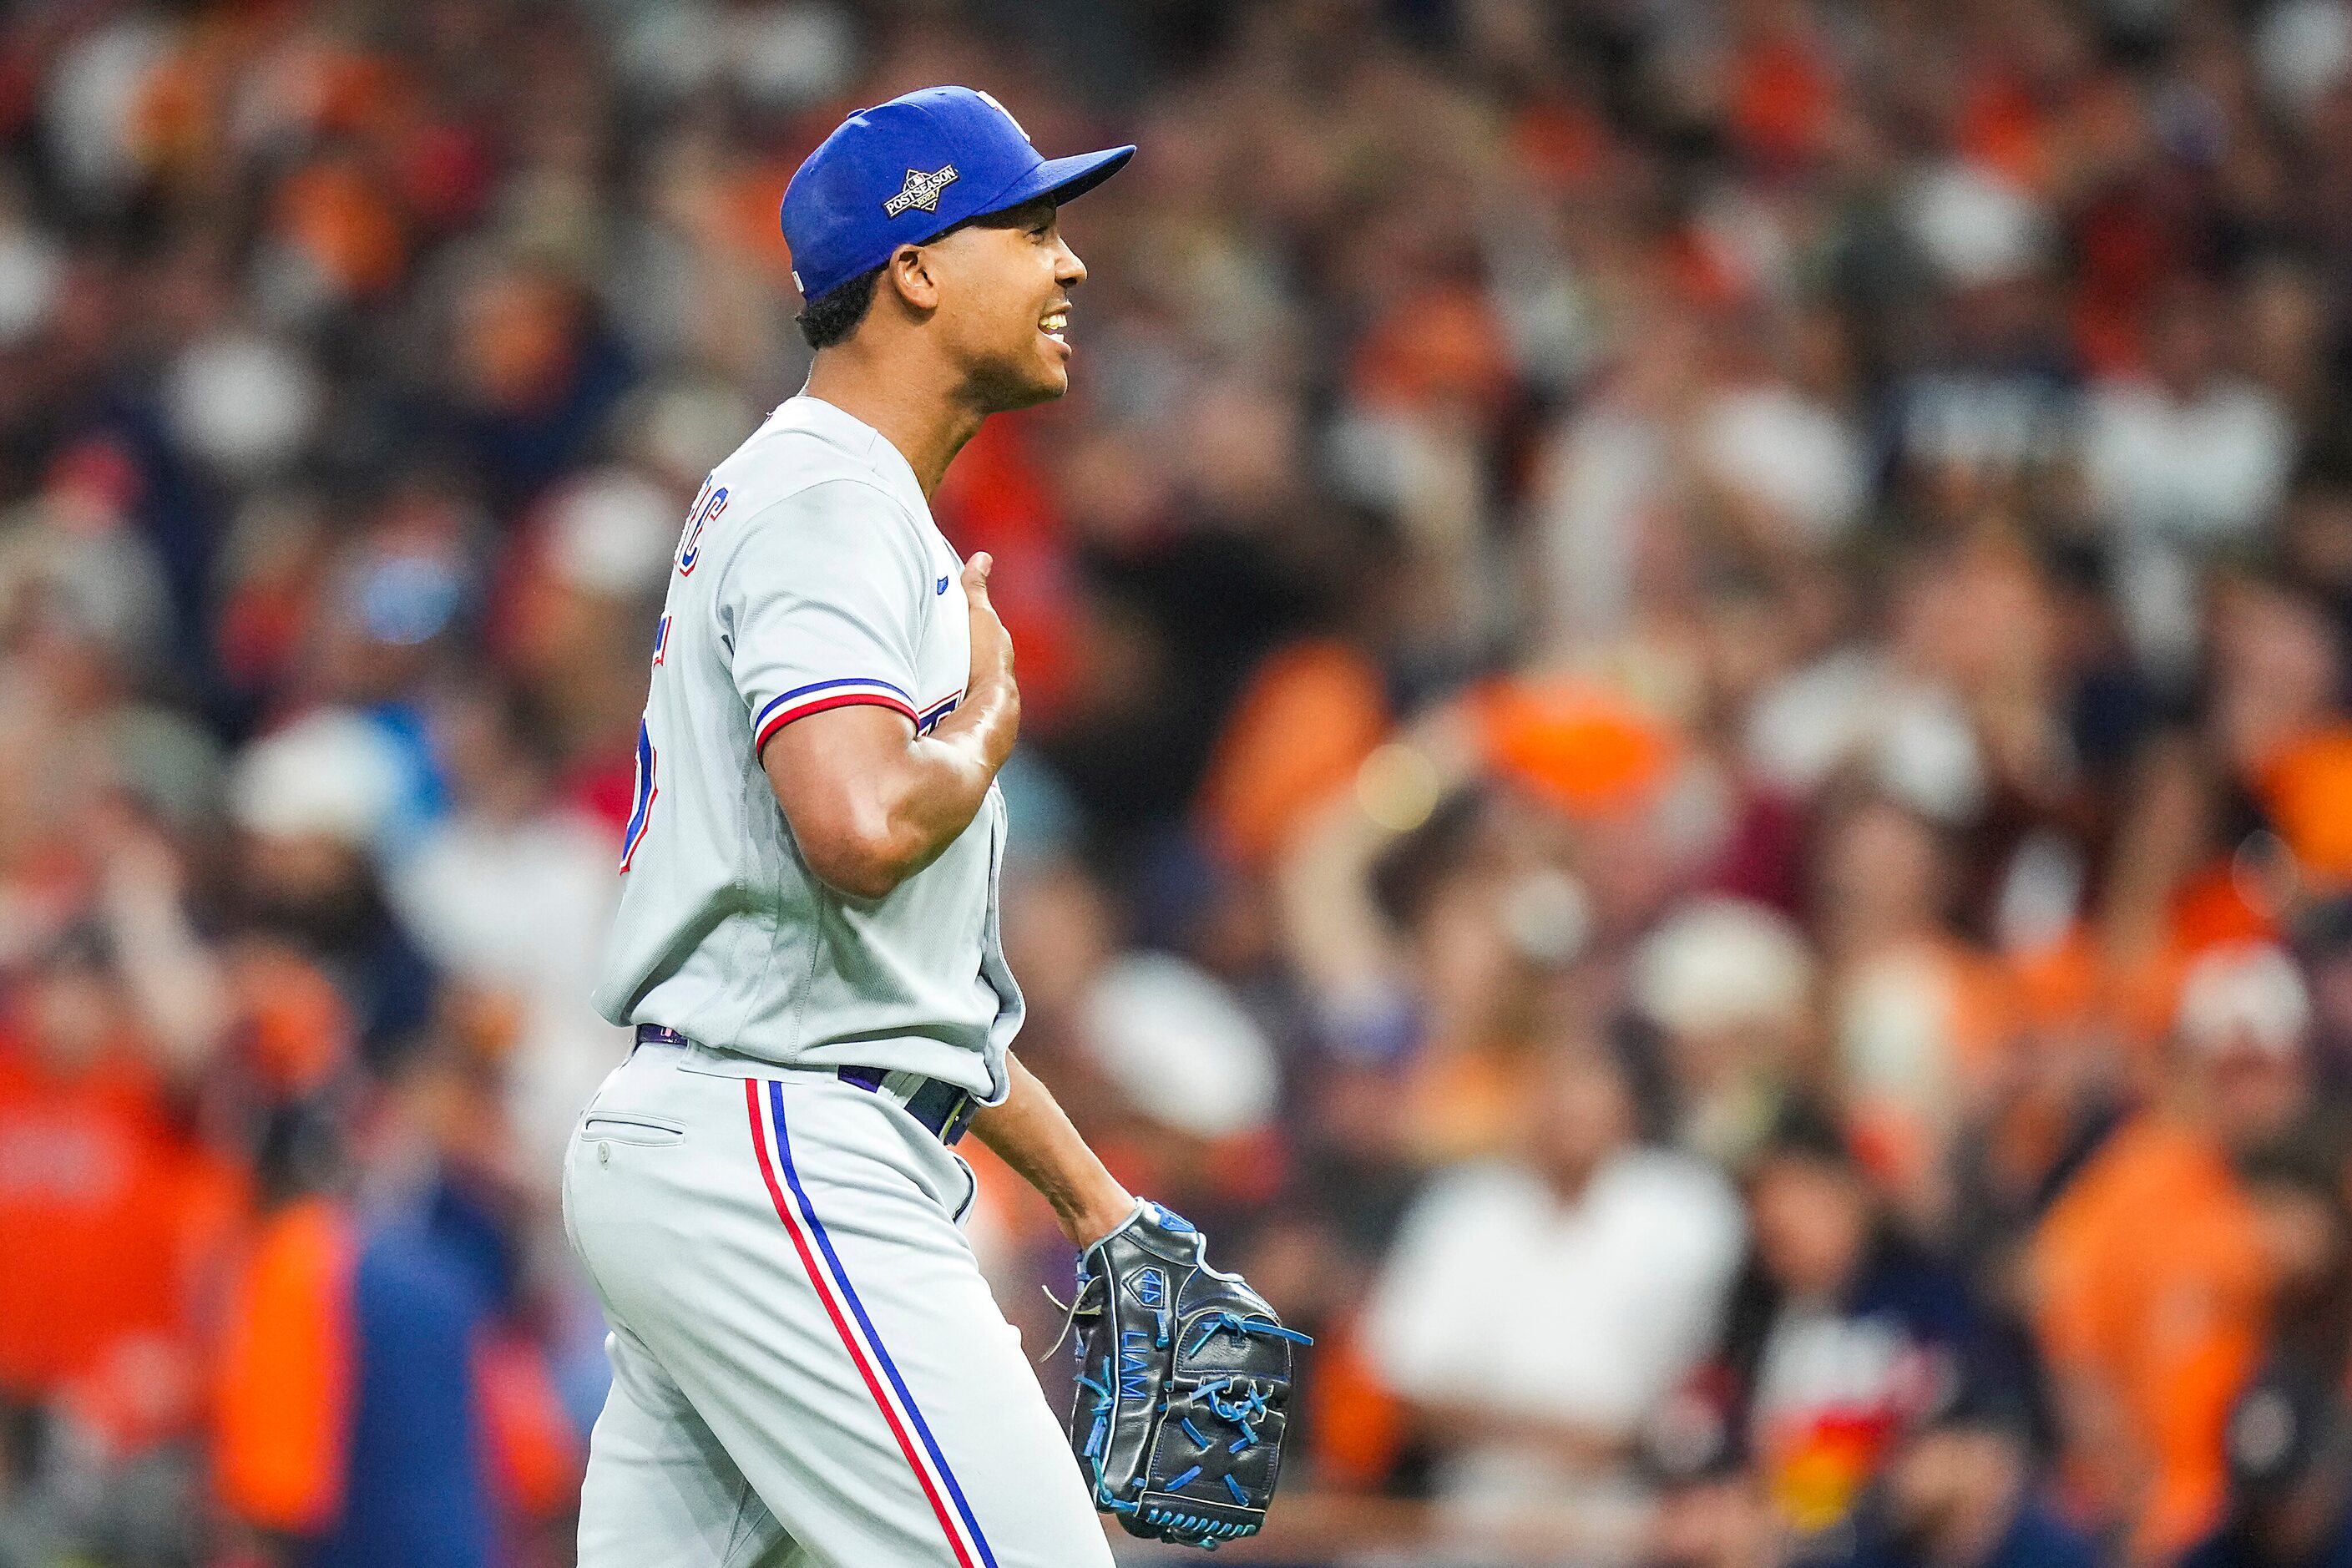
984, 145, 1135, 217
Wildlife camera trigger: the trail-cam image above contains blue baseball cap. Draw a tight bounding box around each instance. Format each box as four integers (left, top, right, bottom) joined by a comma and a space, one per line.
781, 86, 1135, 306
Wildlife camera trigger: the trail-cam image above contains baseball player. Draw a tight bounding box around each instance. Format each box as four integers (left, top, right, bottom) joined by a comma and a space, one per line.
565, 87, 1151, 1567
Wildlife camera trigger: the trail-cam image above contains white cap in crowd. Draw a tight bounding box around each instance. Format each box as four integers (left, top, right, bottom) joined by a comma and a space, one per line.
544, 466, 680, 597
229, 707, 409, 850
1633, 895, 1816, 1039
2177, 942, 2311, 1060
1080, 951, 1278, 1141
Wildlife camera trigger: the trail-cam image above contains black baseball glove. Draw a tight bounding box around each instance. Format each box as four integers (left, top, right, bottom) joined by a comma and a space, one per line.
1058, 1200, 1310, 1549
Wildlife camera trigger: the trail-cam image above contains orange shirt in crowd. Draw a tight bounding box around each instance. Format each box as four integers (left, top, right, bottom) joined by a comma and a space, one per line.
2030, 1115, 2270, 1560
213, 1195, 584, 1541
1195, 639, 1390, 873
2255, 726, 2352, 890
0, 1036, 238, 1412
213, 1196, 357, 1535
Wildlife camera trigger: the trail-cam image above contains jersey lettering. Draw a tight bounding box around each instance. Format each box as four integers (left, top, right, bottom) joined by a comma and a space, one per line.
620, 717, 659, 871
675, 478, 729, 576
915, 692, 961, 735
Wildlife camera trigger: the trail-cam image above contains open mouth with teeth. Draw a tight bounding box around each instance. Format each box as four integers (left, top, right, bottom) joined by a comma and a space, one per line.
1041, 307, 1070, 346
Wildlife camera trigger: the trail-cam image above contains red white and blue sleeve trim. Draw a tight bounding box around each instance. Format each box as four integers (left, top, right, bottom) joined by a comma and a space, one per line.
753, 677, 918, 751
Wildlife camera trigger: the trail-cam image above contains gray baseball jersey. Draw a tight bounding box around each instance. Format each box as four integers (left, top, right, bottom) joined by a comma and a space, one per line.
591, 393, 1019, 1104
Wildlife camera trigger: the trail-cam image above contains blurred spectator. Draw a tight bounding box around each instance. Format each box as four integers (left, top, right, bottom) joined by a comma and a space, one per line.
1362, 1039, 1744, 1552
2031, 943, 2323, 1560
2085, 280, 2297, 677
1076, 948, 1279, 1146
229, 710, 439, 1070
1811, 792, 2014, 1213
2296, 895, 2352, 1091
444, 262, 635, 510
391, 687, 626, 1184
0, 923, 239, 1565
1830, 1386, 2097, 1568
213, 1050, 579, 1568
1634, 896, 1817, 1169
1641, 1396, 1784, 1568
2180, 1363, 2352, 1568
1712, 1108, 2014, 1553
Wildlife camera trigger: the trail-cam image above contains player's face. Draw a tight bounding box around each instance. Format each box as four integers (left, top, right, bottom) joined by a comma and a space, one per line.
926, 198, 1087, 410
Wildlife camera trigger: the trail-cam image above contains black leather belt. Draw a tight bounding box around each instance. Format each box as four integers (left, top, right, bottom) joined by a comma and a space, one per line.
634, 1024, 976, 1145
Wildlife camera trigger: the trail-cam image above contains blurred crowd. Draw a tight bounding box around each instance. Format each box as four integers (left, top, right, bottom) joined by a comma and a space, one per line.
16, 0, 2352, 1564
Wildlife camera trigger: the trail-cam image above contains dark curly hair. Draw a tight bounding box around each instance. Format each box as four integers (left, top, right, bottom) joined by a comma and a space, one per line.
797, 265, 884, 350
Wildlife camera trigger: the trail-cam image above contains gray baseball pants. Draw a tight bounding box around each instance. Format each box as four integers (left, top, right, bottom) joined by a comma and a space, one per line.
562, 1036, 1115, 1567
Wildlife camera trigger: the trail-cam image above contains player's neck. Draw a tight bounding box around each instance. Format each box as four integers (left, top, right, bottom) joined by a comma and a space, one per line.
802, 351, 984, 500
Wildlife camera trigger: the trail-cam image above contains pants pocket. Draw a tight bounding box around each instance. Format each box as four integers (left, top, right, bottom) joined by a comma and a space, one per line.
948, 1151, 979, 1225
581, 1111, 688, 1148
560, 1142, 584, 1257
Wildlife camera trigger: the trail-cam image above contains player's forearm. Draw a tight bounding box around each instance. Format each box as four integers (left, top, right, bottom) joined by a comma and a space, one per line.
926, 651, 1018, 778
895, 660, 1017, 842
764, 676, 1017, 898
857, 670, 1018, 888
969, 1055, 1136, 1247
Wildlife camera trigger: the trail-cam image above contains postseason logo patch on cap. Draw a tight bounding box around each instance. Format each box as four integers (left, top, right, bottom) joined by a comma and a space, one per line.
884, 164, 959, 218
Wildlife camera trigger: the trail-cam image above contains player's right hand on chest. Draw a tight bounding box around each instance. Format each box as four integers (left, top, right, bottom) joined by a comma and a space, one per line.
961, 552, 1019, 715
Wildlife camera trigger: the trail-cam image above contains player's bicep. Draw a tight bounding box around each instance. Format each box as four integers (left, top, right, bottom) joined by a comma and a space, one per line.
760, 704, 920, 898
760, 701, 916, 827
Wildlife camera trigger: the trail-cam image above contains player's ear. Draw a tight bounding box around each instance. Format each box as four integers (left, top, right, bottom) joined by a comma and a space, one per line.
883, 242, 942, 316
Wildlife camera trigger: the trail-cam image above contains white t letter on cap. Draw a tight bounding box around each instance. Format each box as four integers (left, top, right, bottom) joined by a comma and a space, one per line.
974, 89, 1027, 139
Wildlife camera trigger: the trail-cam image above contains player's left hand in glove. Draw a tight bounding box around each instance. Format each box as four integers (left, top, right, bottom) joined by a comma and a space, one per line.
1055, 1200, 1310, 1550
